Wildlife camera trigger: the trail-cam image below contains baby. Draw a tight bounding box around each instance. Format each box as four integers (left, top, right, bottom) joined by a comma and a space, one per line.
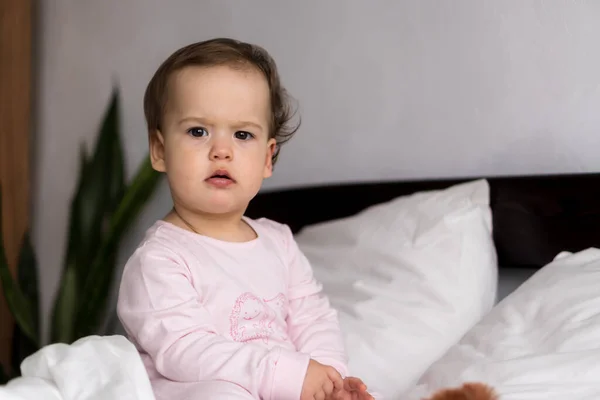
116, 38, 373, 400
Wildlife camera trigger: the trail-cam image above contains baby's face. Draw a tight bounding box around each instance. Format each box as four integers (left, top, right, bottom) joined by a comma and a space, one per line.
152, 65, 276, 216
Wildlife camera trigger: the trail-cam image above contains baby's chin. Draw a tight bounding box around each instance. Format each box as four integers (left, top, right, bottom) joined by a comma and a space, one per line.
195, 199, 251, 217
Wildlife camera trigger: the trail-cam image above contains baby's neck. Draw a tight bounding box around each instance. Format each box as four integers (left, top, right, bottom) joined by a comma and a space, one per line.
165, 206, 257, 243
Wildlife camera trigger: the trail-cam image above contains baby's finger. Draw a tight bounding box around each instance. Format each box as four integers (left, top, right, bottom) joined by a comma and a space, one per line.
331, 383, 349, 400
359, 391, 374, 400
344, 377, 367, 392
326, 367, 344, 390
322, 379, 334, 395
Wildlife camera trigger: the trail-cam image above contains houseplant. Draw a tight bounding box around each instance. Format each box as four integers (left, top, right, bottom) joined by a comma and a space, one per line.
0, 88, 162, 383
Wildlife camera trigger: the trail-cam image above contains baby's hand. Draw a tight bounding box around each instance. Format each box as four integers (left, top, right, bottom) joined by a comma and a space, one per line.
331, 377, 374, 400
301, 359, 344, 400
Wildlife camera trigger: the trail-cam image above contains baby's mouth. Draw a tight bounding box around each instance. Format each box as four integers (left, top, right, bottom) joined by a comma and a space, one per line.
206, 169, 236, 186
211, 173, 231, 180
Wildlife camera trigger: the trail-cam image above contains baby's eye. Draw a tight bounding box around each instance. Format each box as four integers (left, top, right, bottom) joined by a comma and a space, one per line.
187, 127, 208, 137
234, 131, 254, 141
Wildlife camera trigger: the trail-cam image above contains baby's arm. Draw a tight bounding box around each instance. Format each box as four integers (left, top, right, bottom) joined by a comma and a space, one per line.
279, 224, 349, 377
116, 245, 309, 400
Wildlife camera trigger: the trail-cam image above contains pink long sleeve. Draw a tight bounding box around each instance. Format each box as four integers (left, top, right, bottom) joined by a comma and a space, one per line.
280, 224, 349, 377
117, 243, 310, 400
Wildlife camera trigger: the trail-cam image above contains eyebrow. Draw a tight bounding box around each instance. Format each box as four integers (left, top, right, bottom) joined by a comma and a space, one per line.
178, 116, 264, 131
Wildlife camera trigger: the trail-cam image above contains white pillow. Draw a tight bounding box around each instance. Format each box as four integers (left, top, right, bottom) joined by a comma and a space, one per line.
406, 248, 600, 400
295, 179, 497, 398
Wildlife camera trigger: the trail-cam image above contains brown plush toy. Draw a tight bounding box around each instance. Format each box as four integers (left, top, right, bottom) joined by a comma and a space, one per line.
423, 382, 498, 400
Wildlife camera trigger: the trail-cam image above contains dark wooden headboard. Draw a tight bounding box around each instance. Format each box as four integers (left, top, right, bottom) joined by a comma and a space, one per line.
246, 173, 600, 269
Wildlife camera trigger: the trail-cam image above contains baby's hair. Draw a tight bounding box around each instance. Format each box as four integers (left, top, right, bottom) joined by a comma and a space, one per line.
143, 37, 300, 165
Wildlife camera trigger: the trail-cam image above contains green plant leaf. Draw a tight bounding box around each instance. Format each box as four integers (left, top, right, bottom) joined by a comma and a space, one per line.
51, 87, 124, 344
50, 264, 78, 343
10, 328, 30, 379
0, 187, 39, 347
11, 231, 40, 373
106, 112, 125, 215
73, 87, 123, 282
74, 157, 161, 337
103, 306, 122, 335
91, 249, 119, 335
50, 145, 88, 344
0, 363, 10, 385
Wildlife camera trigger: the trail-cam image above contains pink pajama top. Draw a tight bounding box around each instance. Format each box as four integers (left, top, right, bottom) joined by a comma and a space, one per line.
116, 217, 348, 400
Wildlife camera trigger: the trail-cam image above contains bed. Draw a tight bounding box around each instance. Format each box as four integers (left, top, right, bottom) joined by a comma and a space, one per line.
1, 173, 600, 400
245, 172, 600, 399
246, 171, 600, 305
246, 172, 600, 270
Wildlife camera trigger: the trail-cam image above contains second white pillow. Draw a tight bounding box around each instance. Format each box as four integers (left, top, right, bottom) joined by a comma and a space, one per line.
295, 179, 498, 398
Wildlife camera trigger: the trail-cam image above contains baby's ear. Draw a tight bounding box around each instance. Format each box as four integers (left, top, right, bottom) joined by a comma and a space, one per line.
263, 138, 277, 178
149, 130, 166, 172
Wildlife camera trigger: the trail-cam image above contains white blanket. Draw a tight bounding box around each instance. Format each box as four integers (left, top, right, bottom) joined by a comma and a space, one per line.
404, 248, 600, 400
0, 335, 155, 400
